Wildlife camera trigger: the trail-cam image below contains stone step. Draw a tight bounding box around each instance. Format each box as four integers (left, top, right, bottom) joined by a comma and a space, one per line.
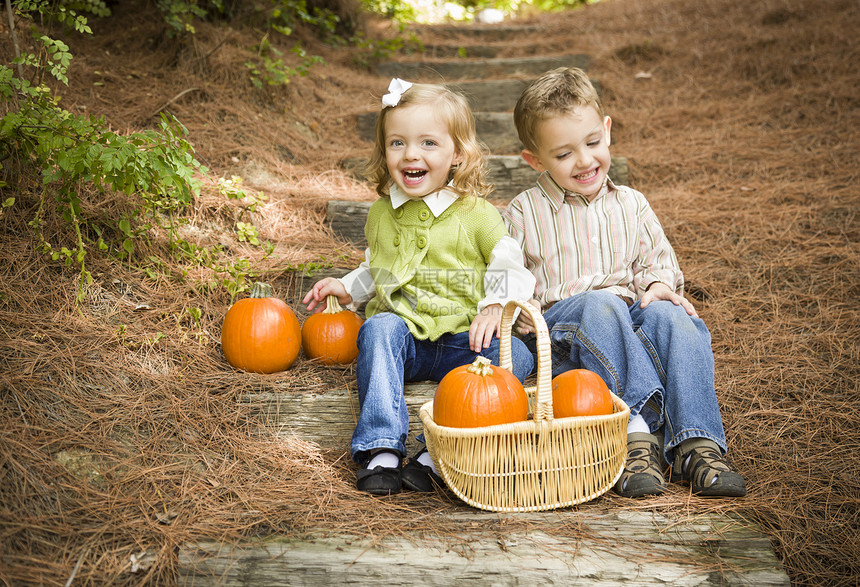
178, 510, 790, 586
376, 53, 588, 82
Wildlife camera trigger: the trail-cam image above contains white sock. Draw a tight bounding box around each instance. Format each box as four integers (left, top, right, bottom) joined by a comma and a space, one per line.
417, 450, 438, 474
367, 451, 400, 470
627, 413, 650, 434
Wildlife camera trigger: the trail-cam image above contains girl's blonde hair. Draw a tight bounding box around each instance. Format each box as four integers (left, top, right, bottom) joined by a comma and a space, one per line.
366, 83, 492, 200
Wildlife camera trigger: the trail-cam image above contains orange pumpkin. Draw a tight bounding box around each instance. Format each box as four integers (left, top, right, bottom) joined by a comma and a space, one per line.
433, 356, 529, 428
301, 295, 364, 365
551, 369, 613, 418
221, 282, 301, 373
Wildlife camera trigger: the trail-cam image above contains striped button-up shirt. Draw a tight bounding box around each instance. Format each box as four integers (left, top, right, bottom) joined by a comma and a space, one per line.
503, 171, 683, 308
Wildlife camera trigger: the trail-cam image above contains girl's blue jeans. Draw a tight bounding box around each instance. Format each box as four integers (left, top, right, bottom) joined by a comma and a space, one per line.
351, 312, 535, 464
535, 290, 727, 462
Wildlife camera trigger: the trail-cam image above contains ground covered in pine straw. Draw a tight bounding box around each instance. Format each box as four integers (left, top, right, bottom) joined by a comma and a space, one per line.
1, 0, 858, 584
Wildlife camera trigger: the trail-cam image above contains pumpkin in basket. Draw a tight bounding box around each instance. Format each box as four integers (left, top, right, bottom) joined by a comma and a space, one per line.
301, 295, 364, 365
434, 356, 528, 428
551, 369, 613, 418
221, 282, 301, 373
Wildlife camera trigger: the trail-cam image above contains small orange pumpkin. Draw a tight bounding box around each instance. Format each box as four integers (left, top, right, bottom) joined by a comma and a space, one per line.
433, 356, 529, 428
301, 295, 364, 365
551, 369, 613, 418
221, 282, 301, 373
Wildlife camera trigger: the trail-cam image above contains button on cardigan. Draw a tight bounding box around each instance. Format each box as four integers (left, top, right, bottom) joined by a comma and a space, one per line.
340, 191, 536, 341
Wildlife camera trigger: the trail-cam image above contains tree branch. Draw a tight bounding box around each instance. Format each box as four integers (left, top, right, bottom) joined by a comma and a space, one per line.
5, 0, 23, 78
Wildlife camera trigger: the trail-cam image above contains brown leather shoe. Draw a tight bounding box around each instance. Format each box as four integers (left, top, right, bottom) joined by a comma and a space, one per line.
613, 432, 667, 498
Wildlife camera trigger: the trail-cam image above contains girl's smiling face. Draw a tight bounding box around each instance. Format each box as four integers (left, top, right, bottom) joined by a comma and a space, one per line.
384, 103, 462, 199
521, 105, 612, 201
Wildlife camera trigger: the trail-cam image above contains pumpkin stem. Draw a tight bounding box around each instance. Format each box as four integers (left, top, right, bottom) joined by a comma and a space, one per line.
250, 282, 275, 298
467, 356, 494, 376
323, 294, 344, 314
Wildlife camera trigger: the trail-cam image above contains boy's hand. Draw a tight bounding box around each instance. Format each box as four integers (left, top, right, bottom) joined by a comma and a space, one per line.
514, 299, 542, 335
302, 277, 352, 313
640, 282, 698, 318
469, 303, 503, 352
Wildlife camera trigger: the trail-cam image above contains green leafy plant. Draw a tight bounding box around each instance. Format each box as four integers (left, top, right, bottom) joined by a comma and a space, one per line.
349, 31, 423, 69
244, 36, 324, 89
156, 0, 225, 36
2, 2, 207, 301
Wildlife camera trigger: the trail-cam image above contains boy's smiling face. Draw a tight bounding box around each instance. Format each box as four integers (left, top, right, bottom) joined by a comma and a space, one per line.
384, 103, 462, 199
521, 105, 612, 201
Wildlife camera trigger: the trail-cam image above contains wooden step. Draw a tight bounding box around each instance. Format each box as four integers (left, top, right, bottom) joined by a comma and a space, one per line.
333, 156, 629, 247
408, 23, 545, 41
357, 79, 528, 117
357, 111, 520, 154
177, 511, 790, 586
357, 76, 602, 153
219, 322, 789, 587
376, 54, 588, 82
340, 155, 628, 196
414, 43, 504, 59
276, 267, 353, 308
240, 382, 435, 450
334, 156, 630, 247
458, 76, 601, 113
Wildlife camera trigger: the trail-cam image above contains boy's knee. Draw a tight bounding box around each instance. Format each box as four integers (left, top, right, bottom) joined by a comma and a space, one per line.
639, 301, 706, 338
644, 300, 691, 323
582, 289, 630, 315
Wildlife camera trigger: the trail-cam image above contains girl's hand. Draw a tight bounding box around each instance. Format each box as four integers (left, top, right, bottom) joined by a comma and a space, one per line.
514, 299, 542, 335
640, 282, 698, 318
302, 278, 352, 313
469, 303, 503, 352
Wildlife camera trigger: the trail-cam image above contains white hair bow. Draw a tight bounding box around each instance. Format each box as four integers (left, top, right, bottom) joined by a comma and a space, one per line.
382, 78, 413, 107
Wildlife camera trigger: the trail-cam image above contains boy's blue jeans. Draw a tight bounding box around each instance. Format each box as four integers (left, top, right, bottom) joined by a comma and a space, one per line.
351, 312, 534, 464
535, 290, 727, 462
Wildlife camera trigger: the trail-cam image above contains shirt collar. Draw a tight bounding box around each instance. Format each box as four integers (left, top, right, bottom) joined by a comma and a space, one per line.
389, 183, 459, 217
536, 171, 616, 210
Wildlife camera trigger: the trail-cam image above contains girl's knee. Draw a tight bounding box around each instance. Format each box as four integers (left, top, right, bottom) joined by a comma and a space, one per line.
358, 313, 408, 345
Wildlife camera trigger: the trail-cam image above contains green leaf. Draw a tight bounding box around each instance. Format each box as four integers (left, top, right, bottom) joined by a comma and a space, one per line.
118, 218, 132, 237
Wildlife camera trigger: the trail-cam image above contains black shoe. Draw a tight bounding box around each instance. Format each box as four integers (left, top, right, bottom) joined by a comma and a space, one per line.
401, 449, 444, 492
356, 454, 402, 495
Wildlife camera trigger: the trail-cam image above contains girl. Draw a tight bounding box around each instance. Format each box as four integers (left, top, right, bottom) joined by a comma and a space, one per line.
303, 79, 536, 496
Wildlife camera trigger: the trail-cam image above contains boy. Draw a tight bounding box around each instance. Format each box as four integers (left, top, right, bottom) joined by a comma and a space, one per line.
504, 67, 745, 498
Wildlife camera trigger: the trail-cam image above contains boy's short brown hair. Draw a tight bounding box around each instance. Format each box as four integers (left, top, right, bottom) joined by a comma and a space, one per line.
514, 67, 605, 152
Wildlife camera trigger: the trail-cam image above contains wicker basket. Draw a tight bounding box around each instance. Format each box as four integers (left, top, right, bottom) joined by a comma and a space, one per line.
419, 299, 629, 512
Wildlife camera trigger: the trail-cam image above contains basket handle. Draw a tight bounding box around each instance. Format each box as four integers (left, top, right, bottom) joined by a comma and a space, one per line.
500, 299, 554, 422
